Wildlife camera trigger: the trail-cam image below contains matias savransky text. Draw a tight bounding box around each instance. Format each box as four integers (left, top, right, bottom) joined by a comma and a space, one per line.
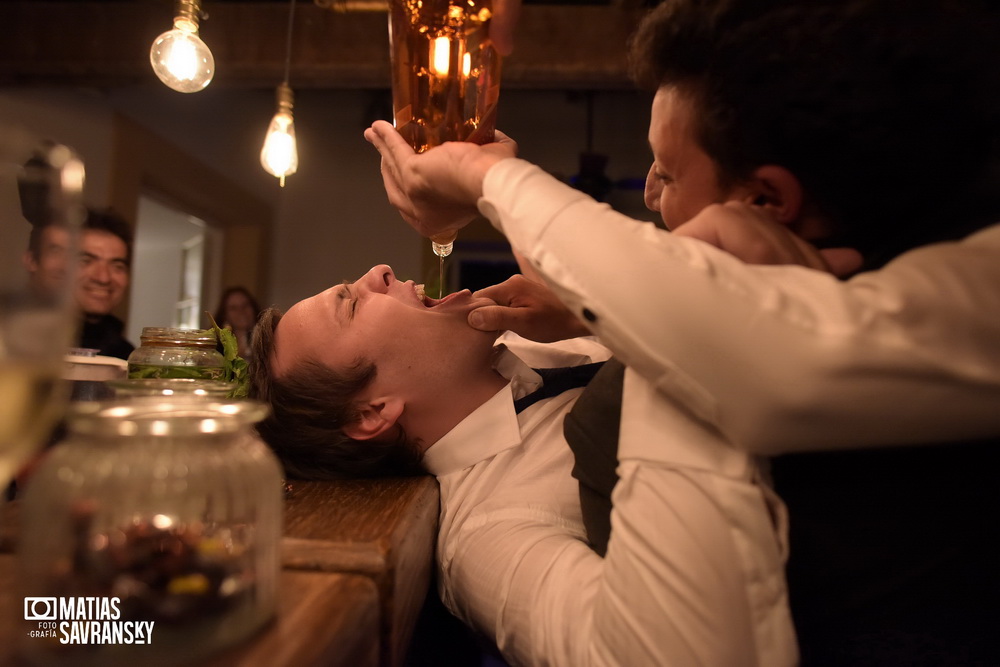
24, 596, 155, 645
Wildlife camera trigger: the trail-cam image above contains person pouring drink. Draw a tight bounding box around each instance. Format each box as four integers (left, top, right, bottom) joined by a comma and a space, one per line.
365, 0, 1000, 663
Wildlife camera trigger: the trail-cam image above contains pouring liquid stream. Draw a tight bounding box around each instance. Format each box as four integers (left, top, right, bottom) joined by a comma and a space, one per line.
431, 233, 455, 299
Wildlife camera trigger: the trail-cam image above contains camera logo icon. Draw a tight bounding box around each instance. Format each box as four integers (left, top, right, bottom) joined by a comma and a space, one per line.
24, 598, 58, 621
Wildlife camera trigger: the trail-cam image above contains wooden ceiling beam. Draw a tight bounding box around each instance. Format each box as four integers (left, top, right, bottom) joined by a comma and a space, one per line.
3, 2, 646, 90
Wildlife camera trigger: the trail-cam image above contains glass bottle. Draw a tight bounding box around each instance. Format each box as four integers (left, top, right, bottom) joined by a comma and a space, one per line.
16, 398, 283, 666
388, 0, 502, 258
127, 327, 225, 381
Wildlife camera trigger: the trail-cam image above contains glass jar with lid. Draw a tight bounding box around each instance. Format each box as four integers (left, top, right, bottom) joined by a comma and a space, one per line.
16, 398, 283, 666
127, 327, 225, 381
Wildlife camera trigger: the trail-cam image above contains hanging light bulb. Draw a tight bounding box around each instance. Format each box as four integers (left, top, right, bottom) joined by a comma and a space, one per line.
260, 83, 298, 187
260, 0, 299, 186
149, 0, 215, 93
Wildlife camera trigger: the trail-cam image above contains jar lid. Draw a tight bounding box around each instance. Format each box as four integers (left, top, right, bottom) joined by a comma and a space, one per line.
67, 398, 269, 437
139, 327, 218, 347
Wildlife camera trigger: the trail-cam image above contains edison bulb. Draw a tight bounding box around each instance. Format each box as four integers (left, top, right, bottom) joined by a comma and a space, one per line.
150, 23, 215, 93
261, 111, 298, 187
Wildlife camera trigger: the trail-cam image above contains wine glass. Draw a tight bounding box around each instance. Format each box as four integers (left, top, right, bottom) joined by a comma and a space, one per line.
0, 124, 85, 493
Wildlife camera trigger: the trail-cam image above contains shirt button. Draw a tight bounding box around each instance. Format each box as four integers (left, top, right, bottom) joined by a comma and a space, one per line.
582, 308, 597, 322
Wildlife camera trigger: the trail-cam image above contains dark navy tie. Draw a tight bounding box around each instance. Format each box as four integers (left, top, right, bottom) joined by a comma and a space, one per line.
513, 361, 608, 414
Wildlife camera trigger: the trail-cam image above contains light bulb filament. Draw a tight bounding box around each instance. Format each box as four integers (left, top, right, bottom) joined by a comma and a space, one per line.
166, 34, 201, 81
263, 117, 296, 172
261, 83, 299, 187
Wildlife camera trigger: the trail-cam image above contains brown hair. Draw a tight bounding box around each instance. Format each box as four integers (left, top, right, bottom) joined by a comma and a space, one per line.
212, 286, 262, 330
28, 207, 134, 262
247, 307, 424, 480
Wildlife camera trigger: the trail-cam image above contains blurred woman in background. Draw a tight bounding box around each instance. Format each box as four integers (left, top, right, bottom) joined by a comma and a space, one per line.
213, 286, 261, 361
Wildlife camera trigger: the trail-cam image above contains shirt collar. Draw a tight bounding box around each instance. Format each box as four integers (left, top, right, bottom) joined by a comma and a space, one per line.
493, 343, 543, 399
422, 346, 542, 475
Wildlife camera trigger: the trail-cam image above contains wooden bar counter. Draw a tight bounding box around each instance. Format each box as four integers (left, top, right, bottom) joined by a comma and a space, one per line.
0, 475, 440, 667
281, 476, 440, 667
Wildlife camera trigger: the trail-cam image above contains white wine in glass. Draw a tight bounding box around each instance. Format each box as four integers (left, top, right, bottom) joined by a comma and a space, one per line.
1, 126, 84, 491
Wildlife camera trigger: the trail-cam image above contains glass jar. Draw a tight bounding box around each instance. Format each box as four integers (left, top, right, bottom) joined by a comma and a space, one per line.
16, 398, 283, 666
108, 378, 233, 399
127, 327, 225, 381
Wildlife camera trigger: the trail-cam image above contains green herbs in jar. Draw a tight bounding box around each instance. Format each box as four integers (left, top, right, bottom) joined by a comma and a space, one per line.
127, 327, 225, 381
127, 363, 225, 380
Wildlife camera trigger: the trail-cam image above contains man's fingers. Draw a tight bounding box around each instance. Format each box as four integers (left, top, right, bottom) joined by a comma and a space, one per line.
820, 247, 865, 278
786, 234, 832, 272
367, 123, 425, 224
471, 283, 511, 304
471, 274, 533, 306
363, 124, 390, 156
492, 130, 518, 152
365, 126, 397, 179
379, 157, 411, 212
468, 305, 512, 332
368, 120, 411, 161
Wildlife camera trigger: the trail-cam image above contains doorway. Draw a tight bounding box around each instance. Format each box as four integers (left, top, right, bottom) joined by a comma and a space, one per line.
126, 194, 222, 343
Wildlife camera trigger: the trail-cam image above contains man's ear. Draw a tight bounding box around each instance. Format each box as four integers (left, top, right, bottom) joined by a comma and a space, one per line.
22, 249, 38, 272
342, 396, 405, 442
744, 165, 804, 225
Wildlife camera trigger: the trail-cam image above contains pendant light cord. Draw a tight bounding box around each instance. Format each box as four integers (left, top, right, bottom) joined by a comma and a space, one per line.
283, 0, 297, 85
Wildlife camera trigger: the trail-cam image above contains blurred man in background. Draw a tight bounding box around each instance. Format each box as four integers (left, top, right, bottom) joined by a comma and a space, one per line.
24, 208, 135, 360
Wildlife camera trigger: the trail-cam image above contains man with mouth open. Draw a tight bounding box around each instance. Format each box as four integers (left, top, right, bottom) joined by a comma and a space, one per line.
248, 262, 796, 666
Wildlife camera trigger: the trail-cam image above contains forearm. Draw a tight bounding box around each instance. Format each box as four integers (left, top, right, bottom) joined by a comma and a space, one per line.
479, 159, 1000, 453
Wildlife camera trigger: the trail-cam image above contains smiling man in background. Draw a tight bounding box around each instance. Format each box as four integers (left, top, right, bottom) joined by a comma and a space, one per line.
24, 208, 135, 360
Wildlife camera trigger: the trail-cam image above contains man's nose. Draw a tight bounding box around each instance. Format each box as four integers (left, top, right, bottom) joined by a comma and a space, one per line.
88, 261, 111, 284
362, 264, 395, 293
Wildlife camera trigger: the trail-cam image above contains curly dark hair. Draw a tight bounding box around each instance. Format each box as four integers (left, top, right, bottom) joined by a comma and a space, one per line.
628, 0, 1000, 267
246, 307, 424, 480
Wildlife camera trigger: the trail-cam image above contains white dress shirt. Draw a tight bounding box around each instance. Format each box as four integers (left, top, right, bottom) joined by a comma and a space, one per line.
423, 334, 797, 666
477, 158, 1000, 455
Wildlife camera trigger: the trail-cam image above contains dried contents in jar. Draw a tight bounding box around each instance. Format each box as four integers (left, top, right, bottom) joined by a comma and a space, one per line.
16, 398, 282, 666
61, 505, 258, 624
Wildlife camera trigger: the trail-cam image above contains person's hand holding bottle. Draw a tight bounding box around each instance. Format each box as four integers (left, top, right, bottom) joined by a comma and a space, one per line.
364, 120, 518, 241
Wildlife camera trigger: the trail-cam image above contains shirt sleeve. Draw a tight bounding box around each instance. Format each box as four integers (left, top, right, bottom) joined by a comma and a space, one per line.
440, 493, 790, 667
477, 158, 1000, 454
